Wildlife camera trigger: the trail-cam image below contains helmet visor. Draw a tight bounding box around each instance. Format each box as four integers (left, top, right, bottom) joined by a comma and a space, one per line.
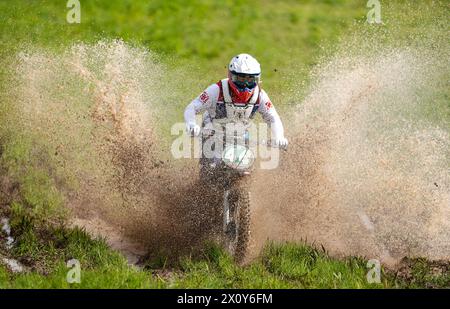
230, 71, 260, 90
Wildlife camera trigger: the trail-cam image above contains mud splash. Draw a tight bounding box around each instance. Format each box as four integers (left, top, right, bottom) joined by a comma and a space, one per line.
6, 8, 450, 267
9, 40, 222, 264
249, 39, 450, 265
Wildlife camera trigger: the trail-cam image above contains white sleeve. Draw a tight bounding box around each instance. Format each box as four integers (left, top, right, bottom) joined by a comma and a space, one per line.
184, 84, 220, 125
258, 89, 285, 140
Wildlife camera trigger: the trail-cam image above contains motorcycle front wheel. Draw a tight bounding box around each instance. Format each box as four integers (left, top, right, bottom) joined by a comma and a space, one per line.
223, 185, 250, 263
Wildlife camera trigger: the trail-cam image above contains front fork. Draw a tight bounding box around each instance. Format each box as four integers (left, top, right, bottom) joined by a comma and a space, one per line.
223, 189, 231, 233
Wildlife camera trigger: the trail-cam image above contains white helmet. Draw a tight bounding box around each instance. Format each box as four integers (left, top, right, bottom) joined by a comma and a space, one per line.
228, 54, 261, 98
228, 53, 261, 75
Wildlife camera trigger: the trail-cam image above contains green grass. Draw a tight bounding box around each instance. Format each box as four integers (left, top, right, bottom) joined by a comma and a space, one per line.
1, 232, 448, 288
0, 0, 449, 288
0, 227, 165, 288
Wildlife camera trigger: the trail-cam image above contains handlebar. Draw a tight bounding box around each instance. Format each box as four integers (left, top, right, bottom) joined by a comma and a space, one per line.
195, 127, 288, 151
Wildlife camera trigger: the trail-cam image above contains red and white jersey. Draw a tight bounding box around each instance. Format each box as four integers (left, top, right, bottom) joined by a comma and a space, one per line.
184, 79, 285, 140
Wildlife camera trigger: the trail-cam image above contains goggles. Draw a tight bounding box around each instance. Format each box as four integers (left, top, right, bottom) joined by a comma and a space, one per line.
230, 71, 260, 90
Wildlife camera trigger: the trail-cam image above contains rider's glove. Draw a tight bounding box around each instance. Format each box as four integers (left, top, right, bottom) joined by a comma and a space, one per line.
186, 122, 201, 137
274, 136, 288, 148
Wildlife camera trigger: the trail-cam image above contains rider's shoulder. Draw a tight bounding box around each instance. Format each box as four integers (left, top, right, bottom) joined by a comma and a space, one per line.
214, 79, 226, 88
258, 88, 270, 99
205, 82, 220, 94
200, 83, 220, 101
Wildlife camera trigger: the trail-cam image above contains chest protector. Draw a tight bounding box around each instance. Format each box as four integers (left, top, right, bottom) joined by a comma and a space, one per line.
214, 79, 260, 121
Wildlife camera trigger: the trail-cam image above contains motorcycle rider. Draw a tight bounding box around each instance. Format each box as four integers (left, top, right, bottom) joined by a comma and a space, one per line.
184, 53, 288, 177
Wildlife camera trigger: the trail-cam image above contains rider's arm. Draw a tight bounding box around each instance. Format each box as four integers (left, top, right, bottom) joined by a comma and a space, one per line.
184, 84, 220, 125
257, 90, 285, 140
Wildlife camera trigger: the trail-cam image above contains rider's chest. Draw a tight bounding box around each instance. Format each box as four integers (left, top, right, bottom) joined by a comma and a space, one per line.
212, 101, 256, 120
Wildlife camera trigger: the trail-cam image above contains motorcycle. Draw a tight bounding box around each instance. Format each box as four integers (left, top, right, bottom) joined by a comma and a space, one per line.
197, 115, 286, 262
